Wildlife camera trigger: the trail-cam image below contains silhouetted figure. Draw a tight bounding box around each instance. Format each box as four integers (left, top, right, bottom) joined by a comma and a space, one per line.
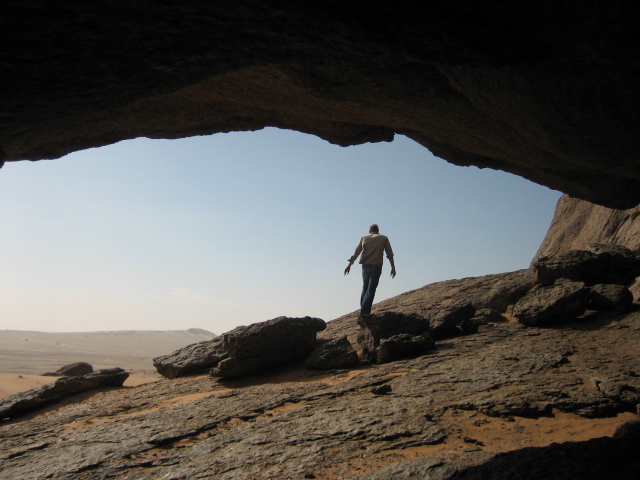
344, 224, 396, 315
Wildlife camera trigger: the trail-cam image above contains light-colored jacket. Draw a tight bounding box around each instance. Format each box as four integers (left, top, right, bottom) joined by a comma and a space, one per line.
350, 234, 394, 266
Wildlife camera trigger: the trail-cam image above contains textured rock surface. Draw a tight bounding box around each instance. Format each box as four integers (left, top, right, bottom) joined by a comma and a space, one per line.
534, 195, 640, 260
2, 309, 639, 479
377, 333, 436, 364
0, 368, 129, 420
304, 336, 359, 370
589, 284, 634, 312
512, 279, 590, 326
2, 3, 640, 208
211, 316, 326, 378
533, 245, 640, 287
587, 244, 640, 281
533, 250, 607, 286
357, 312, 431, 362
153, 337, 227, 379
348, 269, 537, 335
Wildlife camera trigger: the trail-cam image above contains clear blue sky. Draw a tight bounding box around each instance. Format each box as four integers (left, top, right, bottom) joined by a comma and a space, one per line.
0, 129, 561, 334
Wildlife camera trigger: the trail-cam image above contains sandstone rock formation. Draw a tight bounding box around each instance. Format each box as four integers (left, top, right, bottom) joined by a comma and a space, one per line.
2, 3, 640, 208
512, 279, 590, 327
304, 336, 359, 370
357, 312, 435, 363
153, 337, 228, 379
149, 246, 636, 374
377, 333, 436, 364
534, 195, 640, 260
2, 310, 638, 479
211, 316, 326, 378
533, 245, 640, 286
589, 284, 634, 312
154, 316, 327, 379
42, 361, 93, 377
331, 269, 537, 342
0, 368, 129, 420
533, 250, 607, 286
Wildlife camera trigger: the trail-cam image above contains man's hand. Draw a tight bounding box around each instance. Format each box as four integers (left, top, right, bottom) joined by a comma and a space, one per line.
344, 264, 351, 275
390, 267, 396, 278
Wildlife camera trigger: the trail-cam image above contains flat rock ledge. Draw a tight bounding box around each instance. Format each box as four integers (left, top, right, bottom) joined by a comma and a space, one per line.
0, 368, 129, 420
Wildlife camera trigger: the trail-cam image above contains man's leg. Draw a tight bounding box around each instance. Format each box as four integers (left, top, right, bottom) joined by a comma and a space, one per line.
360, 264, 382, 315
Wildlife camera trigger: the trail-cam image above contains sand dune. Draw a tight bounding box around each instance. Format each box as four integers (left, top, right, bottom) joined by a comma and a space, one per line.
0, 328, 215, 376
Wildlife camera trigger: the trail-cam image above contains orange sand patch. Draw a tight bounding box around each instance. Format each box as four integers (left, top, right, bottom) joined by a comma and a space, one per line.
0, 373, 57, 398
0, 370, 162, 399
393, 409, 638, 457
308, 409, 638, 480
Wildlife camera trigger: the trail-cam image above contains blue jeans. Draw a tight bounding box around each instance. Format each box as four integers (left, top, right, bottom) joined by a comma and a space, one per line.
360, 264, 382, 315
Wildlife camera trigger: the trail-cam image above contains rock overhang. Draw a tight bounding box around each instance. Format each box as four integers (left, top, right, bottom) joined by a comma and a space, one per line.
2, 2, 639, 208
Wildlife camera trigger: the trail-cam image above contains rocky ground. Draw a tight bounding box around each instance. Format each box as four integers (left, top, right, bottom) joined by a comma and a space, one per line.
1, 298, 638, 479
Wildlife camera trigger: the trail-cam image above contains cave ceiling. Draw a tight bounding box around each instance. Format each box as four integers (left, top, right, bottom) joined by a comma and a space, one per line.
2, 2, 639, 208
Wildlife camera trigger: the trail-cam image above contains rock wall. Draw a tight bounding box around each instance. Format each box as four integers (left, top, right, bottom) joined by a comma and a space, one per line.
533, 195, 640, 261
2, 2, 640, 208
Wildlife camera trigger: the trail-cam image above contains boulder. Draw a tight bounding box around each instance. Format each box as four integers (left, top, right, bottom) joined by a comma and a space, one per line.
512, 278, 590, 326
304, 336, 359, 370
425, 301, 476, 338
377, 334, 436, 364
153, 337, 227, 379
589, 284, 634, 312
357, 312, 435, 363
0, 368, 129, 420
470, 269, 537, 312
42, 362, 93, 377
533, 245, 640, 288
533, 250, 607, 286
586, 243, 640, 283
211, 316, 326, 378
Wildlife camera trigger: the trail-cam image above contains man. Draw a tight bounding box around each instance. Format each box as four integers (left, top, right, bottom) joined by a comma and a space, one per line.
344, 224, 396, 316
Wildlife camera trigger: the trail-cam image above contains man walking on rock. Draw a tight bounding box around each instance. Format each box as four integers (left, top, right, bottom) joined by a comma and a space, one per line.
344, 224, 396, 316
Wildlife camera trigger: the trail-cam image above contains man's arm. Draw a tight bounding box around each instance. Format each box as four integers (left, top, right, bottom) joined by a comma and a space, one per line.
344, 239, 363, 275
344, 259, 354, 275
385, 238, 396, 278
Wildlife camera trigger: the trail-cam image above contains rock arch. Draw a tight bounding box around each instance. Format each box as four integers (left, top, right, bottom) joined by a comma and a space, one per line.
2, 2, 639, 208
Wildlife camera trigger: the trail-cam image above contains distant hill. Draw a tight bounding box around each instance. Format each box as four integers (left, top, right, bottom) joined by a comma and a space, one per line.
0, 329, 216, 375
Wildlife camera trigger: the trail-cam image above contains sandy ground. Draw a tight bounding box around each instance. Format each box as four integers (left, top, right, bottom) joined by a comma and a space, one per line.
0, 329, 210, 398
0, 329, 215, 375
0, 370, 163, 398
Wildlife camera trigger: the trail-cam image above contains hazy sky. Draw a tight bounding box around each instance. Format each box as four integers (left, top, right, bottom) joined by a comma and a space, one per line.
0, 129, 562, 334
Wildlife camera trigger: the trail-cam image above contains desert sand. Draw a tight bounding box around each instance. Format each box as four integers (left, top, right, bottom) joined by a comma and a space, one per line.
0, 329, 214, 398
0, 370, 163, 398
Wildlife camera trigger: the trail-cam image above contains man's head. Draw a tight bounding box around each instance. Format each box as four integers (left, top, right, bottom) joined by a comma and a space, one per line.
369, 224, 379, 233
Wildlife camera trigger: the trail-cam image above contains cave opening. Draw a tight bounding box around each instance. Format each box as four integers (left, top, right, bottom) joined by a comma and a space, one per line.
0, 128, 561, 334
